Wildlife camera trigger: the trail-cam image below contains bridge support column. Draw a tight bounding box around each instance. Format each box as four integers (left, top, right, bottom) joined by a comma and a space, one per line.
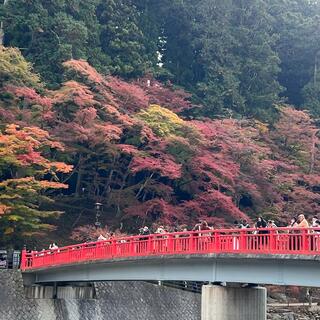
201, 285, 267, 320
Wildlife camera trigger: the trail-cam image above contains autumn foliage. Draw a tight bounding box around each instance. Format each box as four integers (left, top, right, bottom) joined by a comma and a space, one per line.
1, 50, 320, 245
0, 124, 72, 244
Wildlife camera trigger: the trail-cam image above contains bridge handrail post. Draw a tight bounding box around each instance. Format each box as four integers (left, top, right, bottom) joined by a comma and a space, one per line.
129, 238, 135, 257
95, 241, 101, 260
189, 233, 195, 253
111, 239, 117, 258
302, 229, 308, 253
147, 235, 152, 255
166, 234, 173, 254
269, 229, 276, 253
239, 230, 246, 252
21, 247, 27, 270
214, 231, 220, 253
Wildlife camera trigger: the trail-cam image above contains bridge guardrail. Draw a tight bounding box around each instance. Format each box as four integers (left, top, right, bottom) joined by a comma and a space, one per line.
20, 227, 320, 271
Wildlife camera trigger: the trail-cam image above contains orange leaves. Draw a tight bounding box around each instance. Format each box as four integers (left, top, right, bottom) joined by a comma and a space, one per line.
0, 204, 10, 215
39, 181, 69, 189
49, 162, 73, 174
0, 124, 67, 168
0, 176, 33, 186
0, 123, 72, 178
0, 123, 71, 239
0, 177, 67, 190
4, 227, 14, 235
5, 56, 320, 231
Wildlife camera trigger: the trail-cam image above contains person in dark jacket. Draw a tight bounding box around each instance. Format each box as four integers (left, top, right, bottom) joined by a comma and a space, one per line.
139, 226, 150, 236
256, 217, 268, 248
256, 217, 267, 229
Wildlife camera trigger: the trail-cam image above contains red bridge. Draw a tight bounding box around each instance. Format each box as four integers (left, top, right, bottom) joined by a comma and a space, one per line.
22, 227, 320, 270
21, 227, 320, 320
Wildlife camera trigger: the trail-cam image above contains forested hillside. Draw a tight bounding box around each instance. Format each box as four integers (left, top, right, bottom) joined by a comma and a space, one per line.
2, 0, 320, 119
0, 0, 320, 247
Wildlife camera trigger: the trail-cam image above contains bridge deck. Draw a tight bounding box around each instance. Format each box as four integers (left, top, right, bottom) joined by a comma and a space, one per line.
22, 252, 320, 287
21, 227, 320, 271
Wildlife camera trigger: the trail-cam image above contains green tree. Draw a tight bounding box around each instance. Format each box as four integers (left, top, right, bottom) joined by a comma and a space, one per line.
230, 0, 282, 120
155, 0, 281, 120
194, 0, 242, 117
0, 45, 40, 87
268, 0, 320, 109
2, 0, 158, 84
97, 0, 151, 78
2, 0, 105, 85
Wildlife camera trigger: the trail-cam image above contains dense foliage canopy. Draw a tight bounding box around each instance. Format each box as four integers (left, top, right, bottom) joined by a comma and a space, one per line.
2, 0, 320, 119
1, 0, 320, 246
1, 46, 320, 246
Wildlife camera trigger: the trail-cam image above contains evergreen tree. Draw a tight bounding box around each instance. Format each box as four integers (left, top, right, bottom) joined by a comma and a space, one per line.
159, 0, 281, 119
230, 0, 282, 120
97, 0, 152, 78
158, 0, 203, 86
3, 0, 99, 85
131, 0, 161, 76
193, 0, 242, 117
2, 0, 156, 84
268, 0, 320, 110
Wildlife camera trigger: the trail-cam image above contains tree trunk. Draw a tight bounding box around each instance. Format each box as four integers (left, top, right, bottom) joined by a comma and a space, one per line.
135, 172, 154, 199
309, 130, 318, 174
0, 0, 8, 45
75, 154, 83, 196
314, 53, 318, 86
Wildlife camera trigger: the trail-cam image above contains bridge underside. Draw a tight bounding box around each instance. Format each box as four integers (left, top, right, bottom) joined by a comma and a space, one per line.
23, 253, 320, 287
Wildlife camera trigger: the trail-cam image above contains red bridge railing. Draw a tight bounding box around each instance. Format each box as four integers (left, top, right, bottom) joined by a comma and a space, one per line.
20, 227, 320, 271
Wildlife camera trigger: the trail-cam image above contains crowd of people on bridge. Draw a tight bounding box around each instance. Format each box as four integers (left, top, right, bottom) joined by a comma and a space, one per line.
42, 214, 320, 251
92, 213, 320, 242
24, 214, 320, 273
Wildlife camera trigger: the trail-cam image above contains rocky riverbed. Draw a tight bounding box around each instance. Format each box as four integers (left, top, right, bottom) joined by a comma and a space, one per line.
268, 306, 320, 320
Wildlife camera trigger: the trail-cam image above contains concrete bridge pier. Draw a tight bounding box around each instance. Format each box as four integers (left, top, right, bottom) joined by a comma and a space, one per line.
201, 285, 267, 320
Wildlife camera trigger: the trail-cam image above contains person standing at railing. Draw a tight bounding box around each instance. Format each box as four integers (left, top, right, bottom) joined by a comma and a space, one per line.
155, 226, 166, 234
192, 221, 202, 232
192, 220, 212, 251
267, 220, 277, 228
255, 217, 268, 249
138, 226, 151, 251
288, 217, 298, 228
192, 220, 211, 232
232, 221, 242, 250
311, 216, 319, 229
287, 217, 298, 250
97, 234, 107, 241
173, 225, 189, 252
49, 243, 58, 250
139, 226, 151, 236
297, 214, 309, 228
241, 220, 250, 229
267, 220, 278, 235
154, 226, 167, 252
295, 214, 309, 251
310, 216, 320, 251
256, 217, 267, 229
